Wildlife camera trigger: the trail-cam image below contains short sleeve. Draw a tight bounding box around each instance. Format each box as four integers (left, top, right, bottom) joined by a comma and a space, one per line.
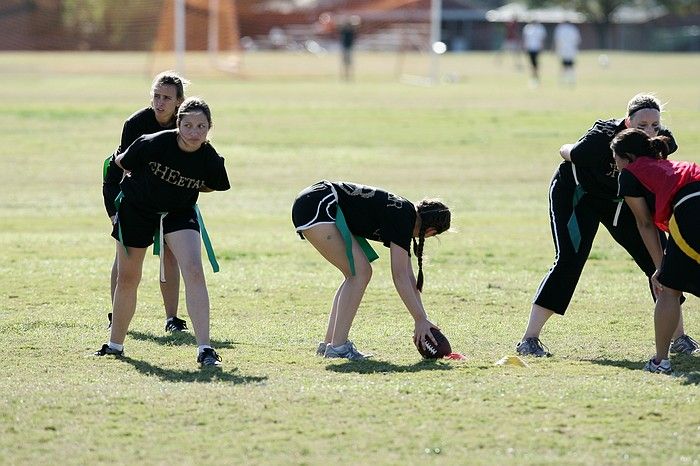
618, 170, 646, 198
118, 135, 150, 171
381, 207, 416, 253
118, 119, 140, 155
205, 154, 230, 191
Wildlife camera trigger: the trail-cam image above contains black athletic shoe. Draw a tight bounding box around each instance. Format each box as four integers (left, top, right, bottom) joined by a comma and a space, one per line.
197, 348, 222, 366
107, 312, 112, 329
94, 343, 123, 357
165, 316, 188, 332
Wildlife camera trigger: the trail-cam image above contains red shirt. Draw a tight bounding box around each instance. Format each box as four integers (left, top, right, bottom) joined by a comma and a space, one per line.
624, 157, 700, 231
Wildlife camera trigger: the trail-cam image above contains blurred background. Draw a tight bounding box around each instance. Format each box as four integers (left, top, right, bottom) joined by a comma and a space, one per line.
2, 0, 698, 66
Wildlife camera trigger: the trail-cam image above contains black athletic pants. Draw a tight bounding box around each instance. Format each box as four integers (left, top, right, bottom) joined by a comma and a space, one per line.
533, 163, 662, 315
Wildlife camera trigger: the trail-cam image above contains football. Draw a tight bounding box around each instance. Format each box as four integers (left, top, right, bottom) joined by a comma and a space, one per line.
417, 328, 452, 359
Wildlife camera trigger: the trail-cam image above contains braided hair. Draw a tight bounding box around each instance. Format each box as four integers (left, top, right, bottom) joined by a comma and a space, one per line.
412, 199, 451, 292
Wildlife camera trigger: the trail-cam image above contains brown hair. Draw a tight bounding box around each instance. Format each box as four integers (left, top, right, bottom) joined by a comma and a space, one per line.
151, 70, 189, 100
610, 128, 672, 163
412, 199, 451, 292
177, 97, 213, 128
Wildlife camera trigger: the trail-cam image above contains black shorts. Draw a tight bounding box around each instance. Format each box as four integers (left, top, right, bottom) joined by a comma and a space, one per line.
111, 198, 199, 248
291, 181, 338, 239
562, 59, 574, 68
657, 185, 700, 297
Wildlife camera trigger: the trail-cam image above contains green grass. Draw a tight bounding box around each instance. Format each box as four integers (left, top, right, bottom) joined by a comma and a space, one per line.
0, 51, 699, 465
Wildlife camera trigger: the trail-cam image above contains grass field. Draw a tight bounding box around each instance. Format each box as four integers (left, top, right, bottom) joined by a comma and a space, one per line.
1, 51, 699, 465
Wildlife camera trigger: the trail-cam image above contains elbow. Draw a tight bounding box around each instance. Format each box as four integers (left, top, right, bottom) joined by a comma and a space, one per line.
636, 218, 655, 231
559, 144, 572, 161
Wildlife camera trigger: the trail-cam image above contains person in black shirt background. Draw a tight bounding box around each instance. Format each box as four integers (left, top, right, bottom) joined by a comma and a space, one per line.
516, 93, 698, 357
292, 181, 451, 360
96, 98, 230, 366
102, 71, 189, 332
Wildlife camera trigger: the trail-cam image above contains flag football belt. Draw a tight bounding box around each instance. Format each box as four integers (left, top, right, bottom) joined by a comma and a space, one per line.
114, 192, 220, 281
102, 154, 111, 180
565, 164, 623, 253
668, 215, 700, 265
334, 206, 379, 276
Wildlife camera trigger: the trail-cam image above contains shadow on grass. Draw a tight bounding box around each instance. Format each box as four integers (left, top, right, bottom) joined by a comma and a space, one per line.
117, 355, 268, 384
326, 358, 455, 374
587, 357, 700, 386
128, 330, 236, 349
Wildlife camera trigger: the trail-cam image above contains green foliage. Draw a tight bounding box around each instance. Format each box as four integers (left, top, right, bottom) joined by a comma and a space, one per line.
0, 51, 699, 464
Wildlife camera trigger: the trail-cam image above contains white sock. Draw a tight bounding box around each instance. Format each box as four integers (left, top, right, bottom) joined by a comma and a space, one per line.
198, 345, 213, 355
108, 341, 124, 351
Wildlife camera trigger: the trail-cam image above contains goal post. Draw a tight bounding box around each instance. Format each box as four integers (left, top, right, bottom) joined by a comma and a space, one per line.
152, 0, 241, 76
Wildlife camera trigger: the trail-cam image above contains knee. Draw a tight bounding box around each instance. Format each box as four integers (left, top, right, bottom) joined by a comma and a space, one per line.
117, 268, 142, 288
180, 262, 206, 285
350, 262, 372, 288
659, 288, 682, 300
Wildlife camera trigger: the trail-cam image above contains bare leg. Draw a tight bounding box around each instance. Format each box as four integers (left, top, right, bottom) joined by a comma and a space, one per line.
164, 229, 209, 346
110, 249, 118, 303
110, 243, 148, 345
302, 224, 372, 346
673, 312, 685, 340
653, 288, 682, 361
160, 243, 180, 319
522, 304, 555, 340
324, 282, 343, 343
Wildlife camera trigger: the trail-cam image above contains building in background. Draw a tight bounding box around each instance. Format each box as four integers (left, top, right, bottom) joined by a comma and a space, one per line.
0, 0, 697, 52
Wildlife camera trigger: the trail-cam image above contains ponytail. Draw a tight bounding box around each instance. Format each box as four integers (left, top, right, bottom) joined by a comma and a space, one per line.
650, 136, 671, 160
414, 200, 451, 293
611, 128, 670, 161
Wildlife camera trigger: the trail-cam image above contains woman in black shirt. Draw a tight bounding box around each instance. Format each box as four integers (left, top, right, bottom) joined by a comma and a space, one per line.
96, 98, 230, 366
516, 93, 698, 357
292, 181, 451, 360
102, 71, 188, 332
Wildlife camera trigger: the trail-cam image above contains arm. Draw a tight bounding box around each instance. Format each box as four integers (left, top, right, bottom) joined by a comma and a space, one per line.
560, 143, 574, 162
199, 186, 214, 193
624, 196, 664, 268
389, 243, 438, 348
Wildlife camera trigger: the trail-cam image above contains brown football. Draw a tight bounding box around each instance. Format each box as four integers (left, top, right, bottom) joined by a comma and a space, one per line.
417, 328, 452, 359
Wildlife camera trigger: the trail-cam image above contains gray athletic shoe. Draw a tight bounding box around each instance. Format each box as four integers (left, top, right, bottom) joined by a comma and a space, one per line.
643, 357, 672, 374
324, 340, 372, 361
316, 342, 327, 356
516, 337, 552, 357
670, 334, 700, 355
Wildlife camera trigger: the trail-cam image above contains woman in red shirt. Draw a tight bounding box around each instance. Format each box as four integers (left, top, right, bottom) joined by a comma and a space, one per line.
613, 128, 700, 374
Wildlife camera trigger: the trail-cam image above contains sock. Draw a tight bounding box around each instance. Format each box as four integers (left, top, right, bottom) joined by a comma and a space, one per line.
108, 341, 124, 351
198, 345, 212, 355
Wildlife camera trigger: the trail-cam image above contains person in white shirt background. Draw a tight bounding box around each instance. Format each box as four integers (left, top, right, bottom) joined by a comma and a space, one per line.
554, 20, 582, 86
522, 19, 547, 86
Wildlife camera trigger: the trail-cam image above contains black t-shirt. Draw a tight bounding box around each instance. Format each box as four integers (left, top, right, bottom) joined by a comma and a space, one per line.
332, 182, 416, 253
119, 130, 230, 214
103, 108, 176, 215
618, 169, 656, 214
567, 118, 676, 199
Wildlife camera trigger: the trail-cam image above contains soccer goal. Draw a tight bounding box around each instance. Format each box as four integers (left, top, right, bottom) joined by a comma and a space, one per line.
150, 0, 241, 76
